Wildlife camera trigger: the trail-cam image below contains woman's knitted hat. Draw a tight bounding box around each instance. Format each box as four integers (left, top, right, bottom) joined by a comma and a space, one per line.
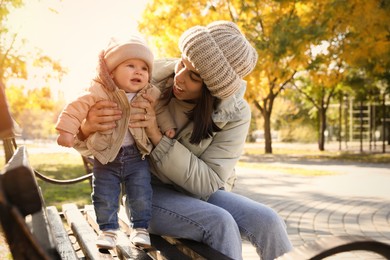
179, 21, 258, 99
103, 35, 154, 77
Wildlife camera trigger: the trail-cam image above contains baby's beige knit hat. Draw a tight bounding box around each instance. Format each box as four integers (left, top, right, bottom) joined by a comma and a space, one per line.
96, 35, 154, 92
103, 34, 154, 77
179, 21, 258, 99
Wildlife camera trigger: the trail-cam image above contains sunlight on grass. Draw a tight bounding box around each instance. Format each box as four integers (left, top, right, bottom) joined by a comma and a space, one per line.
237, 162, 336, 176
28, 152, 92, 210
1, 150, 95, 210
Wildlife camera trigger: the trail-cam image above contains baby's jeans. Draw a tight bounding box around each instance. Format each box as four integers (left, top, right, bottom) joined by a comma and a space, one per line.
92, 145, 152, 230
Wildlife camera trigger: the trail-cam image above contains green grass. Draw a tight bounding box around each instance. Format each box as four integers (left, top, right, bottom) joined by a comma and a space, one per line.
0, 152, 92, 210
31, 153, 92, 209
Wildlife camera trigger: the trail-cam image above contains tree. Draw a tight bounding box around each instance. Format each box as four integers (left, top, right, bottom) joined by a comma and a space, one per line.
139, 0, 230, 57
293, 0, 390, 150
242, 1, 322, 153
139, 0, 389, 153
140, 0, 321, 153
293, 66, 344, 151
329, 0, 390, 80
1, 0, 65, 91
0, 0, 26, 89
5, 85, 61, 139
1, 0, 66, 140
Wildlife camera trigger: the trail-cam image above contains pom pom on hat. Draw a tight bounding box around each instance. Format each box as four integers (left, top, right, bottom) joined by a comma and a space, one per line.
179, 21, 258, 99
103, 35, 154, 77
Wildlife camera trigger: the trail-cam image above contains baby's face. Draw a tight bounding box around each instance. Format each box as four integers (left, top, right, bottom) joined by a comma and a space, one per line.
111, 58, 149, 93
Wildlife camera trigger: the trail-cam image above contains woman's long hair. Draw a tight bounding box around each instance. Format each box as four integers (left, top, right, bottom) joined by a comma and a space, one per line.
186, 84, 221, 144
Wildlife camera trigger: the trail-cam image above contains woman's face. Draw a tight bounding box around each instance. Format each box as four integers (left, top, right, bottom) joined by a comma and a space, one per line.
173, 56, 203, 101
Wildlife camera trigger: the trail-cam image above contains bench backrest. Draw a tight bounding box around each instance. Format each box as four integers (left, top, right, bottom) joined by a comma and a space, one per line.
0, 146, 61, 260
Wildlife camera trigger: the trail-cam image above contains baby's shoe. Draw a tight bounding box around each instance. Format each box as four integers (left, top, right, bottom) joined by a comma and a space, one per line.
96, 229, 118, 249
130, 228, 151, 247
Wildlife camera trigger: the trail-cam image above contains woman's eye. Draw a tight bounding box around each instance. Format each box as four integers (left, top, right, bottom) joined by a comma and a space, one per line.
190, 72, 202, 82
190, 75, 201, 82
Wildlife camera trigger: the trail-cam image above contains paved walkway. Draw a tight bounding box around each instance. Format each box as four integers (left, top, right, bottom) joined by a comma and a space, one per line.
234, 160, 390, 259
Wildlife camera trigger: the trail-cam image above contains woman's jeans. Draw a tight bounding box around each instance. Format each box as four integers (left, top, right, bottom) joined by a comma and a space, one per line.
149, 184, 292, 260
92, 145, 152, 231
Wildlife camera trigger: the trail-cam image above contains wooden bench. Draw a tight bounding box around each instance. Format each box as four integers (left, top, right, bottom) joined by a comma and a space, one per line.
0, 144, 234, 260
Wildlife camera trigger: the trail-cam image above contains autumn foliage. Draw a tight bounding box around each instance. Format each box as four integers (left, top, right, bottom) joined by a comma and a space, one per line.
139, 0, 390, 153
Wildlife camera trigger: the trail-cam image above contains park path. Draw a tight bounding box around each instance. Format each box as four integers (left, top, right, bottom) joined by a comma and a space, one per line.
235, 159, 390, 259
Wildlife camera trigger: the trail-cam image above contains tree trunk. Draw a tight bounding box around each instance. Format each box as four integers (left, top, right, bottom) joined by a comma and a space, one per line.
338, 95, 342, 150
318, 108, 326, 151
254, 96, 275, 154
263, 109, 273, 154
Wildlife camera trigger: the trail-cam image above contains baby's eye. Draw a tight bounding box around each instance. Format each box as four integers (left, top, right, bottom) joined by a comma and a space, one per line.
127, 64, 135, 68
142, 66, 148, 71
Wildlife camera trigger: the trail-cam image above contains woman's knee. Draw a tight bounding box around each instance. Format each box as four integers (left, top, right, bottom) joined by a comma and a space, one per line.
241, 204, 287, 241
207, 208, 241, 240
264, 206, 285, 226
209, 207, 240, 235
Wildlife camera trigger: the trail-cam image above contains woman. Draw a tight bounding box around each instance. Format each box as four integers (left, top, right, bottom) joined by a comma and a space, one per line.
75, 21, 292, 260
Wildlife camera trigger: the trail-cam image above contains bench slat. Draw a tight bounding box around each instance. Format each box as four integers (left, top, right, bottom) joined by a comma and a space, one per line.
29, 209, 60, 257
62, 203, 113, 259
46, 206, 78, 260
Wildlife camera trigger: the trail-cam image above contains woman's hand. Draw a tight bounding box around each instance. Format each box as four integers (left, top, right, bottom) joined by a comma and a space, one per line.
79, 100, 122, 140
129, 93, 163, 146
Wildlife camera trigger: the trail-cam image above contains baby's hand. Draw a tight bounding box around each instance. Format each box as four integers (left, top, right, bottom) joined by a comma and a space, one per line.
57, 131, 75, 147
164, 128, 176, 138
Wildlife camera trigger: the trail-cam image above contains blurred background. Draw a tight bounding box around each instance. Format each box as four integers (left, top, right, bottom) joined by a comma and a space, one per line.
1, 0, 389, 154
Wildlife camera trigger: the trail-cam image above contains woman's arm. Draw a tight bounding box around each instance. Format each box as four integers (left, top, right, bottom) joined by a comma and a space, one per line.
150, 117, 250, 200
